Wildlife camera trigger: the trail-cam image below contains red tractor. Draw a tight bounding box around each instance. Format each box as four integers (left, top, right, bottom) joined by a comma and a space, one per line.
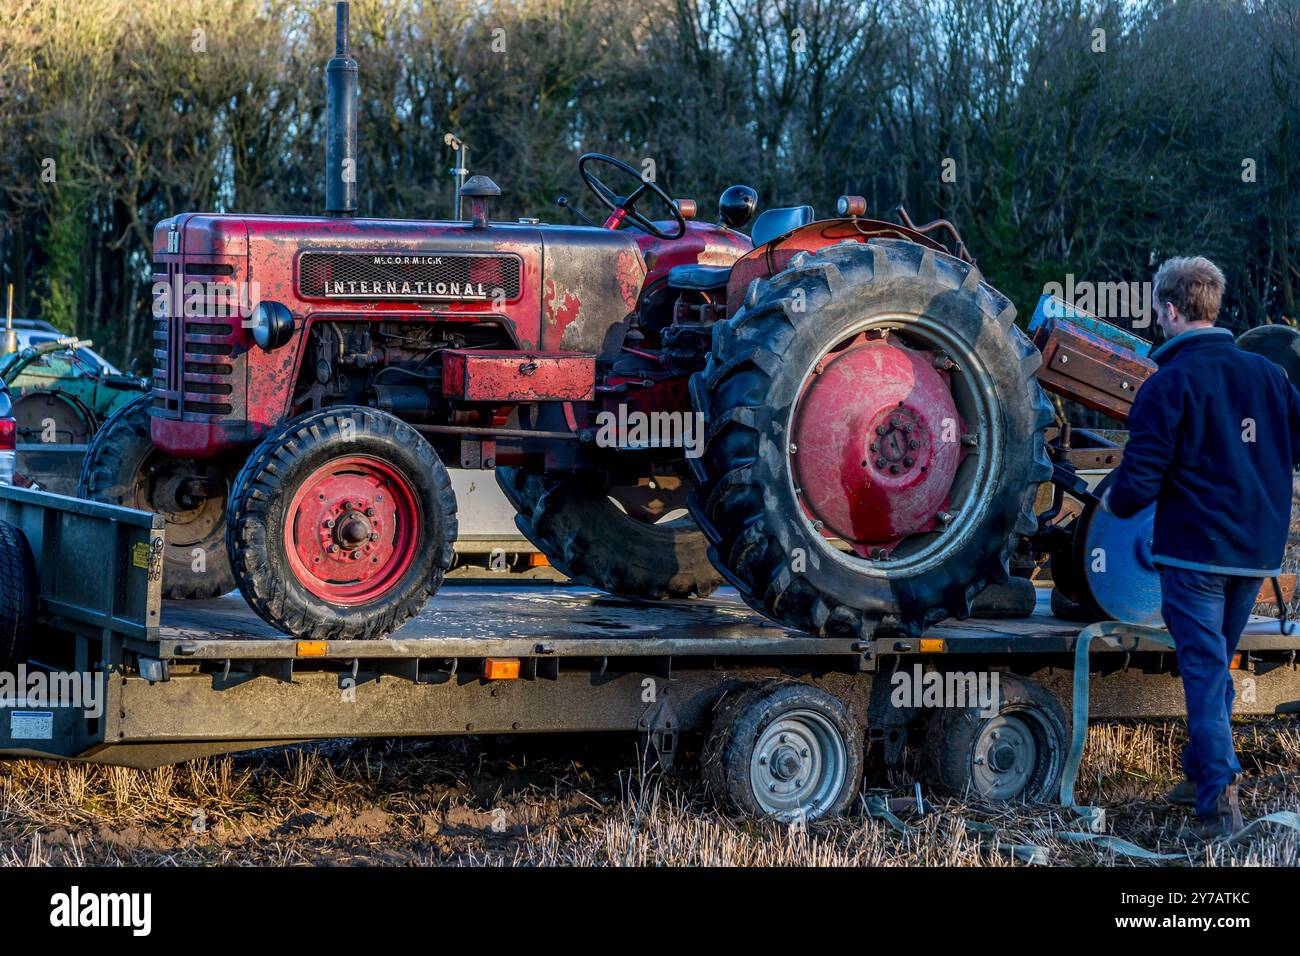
80, 3, 1051, 641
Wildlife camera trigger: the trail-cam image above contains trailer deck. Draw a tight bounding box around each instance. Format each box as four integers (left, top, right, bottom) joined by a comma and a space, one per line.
3, 483, 1300, 810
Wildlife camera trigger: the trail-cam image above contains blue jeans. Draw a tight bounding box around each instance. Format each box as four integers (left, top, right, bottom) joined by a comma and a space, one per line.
1158, 566, 1259, 819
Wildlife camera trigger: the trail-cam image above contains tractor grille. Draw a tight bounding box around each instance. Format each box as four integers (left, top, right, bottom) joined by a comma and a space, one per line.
152, 259, 240, 419
298, 251, 521, 301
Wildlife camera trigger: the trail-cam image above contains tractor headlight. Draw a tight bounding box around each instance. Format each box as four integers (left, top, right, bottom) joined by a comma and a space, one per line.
251, 301, 294, 352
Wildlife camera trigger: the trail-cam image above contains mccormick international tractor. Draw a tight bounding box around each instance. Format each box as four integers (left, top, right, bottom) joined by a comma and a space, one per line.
80, 2, 1060, 641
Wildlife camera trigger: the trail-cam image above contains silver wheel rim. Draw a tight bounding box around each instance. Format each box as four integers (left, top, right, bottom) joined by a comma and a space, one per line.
970, 713, 1039, 801
749, 709, 848, 820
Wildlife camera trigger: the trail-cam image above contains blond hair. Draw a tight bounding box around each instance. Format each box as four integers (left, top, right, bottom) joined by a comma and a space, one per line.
1153, 256, 1225, 325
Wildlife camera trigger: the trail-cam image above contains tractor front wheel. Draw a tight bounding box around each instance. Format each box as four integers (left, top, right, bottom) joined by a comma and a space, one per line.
227, 406, 457, 640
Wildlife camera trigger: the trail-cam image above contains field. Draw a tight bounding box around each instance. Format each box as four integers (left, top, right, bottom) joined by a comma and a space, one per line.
2, 716, 1298, 867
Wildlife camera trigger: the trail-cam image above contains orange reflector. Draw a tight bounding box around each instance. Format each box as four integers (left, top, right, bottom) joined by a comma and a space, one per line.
1230, 652, 1244, 670
296, 641, 329, 657
919, 639, 945, 654
483, 657, 521, 680
527, 553, 550, 568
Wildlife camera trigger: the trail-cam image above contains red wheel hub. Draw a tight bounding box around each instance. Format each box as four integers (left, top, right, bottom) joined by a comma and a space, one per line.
284, 456, 420, 604
790, 333, 966, 557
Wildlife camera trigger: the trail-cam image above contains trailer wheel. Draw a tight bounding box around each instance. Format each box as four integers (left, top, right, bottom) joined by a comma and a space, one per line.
0, 519, 36, 670
227, 406, 456, 640
702, 681, 863, 821
77, 394, 234, 600
923, 674, 1066, 803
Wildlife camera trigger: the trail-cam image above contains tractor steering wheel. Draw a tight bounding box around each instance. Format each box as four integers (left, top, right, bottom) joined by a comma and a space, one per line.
578, 153, 686, 241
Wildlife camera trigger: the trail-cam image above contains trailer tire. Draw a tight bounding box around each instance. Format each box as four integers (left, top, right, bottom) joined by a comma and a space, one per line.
702, 681, 863, 821
228, 406, 457, 640
689, 238, 1052, 637
78, 394, 235, 600
923, 674, 1066, 803
0, 519, 36, 670
496, 468, 721, 599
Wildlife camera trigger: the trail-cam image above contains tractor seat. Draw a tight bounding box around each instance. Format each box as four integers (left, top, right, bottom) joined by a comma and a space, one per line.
667, 263, 732, 291
751, 205, 814, 247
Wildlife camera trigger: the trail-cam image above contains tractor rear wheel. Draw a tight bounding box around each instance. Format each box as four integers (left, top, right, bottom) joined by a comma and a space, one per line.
77, 394, 235, 600
496, 467, 721, 599
227, 406, 456, 640
688, 239, 1052, 636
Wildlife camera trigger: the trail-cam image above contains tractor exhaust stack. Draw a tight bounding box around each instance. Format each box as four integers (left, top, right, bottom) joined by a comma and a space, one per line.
325, 1, 358, 217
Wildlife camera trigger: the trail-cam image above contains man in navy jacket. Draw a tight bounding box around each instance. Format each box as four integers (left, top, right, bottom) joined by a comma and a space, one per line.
1104, 256, 1300, 838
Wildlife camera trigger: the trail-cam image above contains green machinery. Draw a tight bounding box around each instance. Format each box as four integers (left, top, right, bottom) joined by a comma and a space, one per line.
0, 318, 147, 493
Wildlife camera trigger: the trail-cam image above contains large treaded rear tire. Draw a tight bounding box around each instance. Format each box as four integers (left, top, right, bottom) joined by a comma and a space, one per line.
77, 393, 234, 600
495, 468, 721, 599
0, 519, 36, 670
688, 239, 1052, 636
227, 406, 457, 640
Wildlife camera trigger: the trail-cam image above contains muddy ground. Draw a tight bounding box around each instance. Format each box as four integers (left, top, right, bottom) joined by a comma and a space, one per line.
1, 717, 1297, 867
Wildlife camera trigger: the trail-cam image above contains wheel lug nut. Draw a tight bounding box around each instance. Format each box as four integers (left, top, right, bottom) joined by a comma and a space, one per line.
875, 457, 886, 468
365, 508, 375, 517
324, 518, 336, 528
870, 441, 880, 451
342, 500, 352, 510
876, 424, 887, 435
889, 464, 900, 474
328, 544, 339, 553
903, 456, 914, 467
909, 439, 920, 449
369, 532, 379, 542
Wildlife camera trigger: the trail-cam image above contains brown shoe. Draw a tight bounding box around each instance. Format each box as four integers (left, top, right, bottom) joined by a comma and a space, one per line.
1162, 778, 1198, 807
1185, 775, 1245, 841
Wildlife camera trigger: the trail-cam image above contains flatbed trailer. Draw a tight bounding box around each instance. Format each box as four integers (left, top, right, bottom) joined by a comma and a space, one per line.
3, 484, 1299, 819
